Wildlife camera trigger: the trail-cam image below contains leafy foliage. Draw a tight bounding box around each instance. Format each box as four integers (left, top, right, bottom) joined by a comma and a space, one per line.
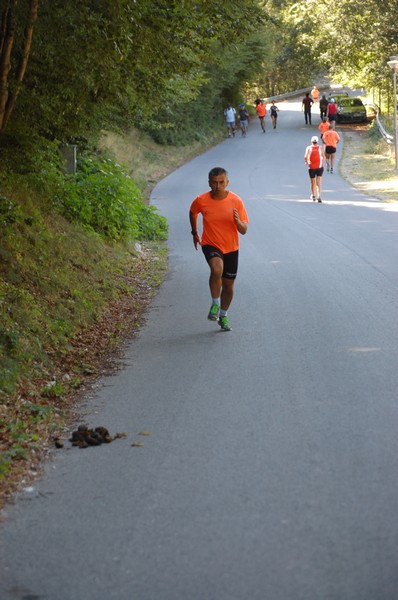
60, 155, 168, 241
0, 183, 167, 397
4, 0, 397, 143
2, 0, 268, 144
0, 127, 168, 242
262, 0, 398, 102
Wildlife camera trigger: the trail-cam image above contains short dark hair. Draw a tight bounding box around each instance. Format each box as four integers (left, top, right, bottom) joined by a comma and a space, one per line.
209, 167, 227, 179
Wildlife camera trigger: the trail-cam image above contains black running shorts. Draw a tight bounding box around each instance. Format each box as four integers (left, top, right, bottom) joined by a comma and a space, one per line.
202, 245, 239, 280
308, 167, 324, 178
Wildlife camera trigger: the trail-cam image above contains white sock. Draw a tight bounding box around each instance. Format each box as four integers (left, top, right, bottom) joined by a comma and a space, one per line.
212, 298, 220, 305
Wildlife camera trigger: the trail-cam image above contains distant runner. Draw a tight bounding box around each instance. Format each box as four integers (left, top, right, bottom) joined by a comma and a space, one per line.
238, 103, 250, 137
318, 117, 330, 143
304, 135, 325, 203
311, 86, 320, 103
255, 98, 266, 133
319, 94, 328, 119
322, 122, 340, 173
302, 92, 314, 125
224, 104, 236, 138
270, 102, 279, 129
327, 98, 338, 124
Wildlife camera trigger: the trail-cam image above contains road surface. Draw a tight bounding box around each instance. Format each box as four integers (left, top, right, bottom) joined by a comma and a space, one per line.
1, 99, 398, 600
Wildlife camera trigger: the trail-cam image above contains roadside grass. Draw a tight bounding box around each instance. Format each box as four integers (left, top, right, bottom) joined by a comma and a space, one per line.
100, 127, 224, 199
0, 204, 168, 497
340, 120, 398, 204
0, 126, 223, 506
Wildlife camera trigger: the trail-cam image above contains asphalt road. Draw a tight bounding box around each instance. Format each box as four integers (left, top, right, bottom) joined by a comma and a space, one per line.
1, 100, 398, 600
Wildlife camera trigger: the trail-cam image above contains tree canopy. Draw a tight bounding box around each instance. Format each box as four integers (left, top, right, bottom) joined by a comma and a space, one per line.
265, 0, 398, 96
0, 0, 271, 147
1, 0, 397, 152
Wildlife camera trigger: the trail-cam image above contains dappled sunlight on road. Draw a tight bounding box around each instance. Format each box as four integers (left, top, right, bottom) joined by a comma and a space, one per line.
323, 198, 398, 212
248, 194, 398, 212
343, 347, 381, 353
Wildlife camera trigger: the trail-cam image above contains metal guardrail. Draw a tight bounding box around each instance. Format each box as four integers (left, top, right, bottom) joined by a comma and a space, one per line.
374, 108, 394, 145
262, 85, 331, 104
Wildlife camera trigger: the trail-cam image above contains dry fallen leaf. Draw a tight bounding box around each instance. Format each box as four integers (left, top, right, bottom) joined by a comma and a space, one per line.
138, 431, 152, 436
114, 432, 128, 439
131, 442, 144, 447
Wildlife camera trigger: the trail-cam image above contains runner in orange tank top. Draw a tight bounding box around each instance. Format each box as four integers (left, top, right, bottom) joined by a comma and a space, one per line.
304, 135, 325, 203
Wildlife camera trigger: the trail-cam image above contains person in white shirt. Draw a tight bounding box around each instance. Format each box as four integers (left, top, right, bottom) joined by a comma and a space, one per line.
224, 104, 236, 137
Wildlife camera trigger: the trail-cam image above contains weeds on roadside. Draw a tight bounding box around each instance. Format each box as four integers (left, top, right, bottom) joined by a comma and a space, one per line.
0, 141, 170, 498
0, 238, 168, 496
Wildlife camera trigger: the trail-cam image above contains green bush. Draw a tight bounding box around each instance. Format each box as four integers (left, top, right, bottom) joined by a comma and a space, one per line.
60, 155, 168, 241
0, 129, 168, 242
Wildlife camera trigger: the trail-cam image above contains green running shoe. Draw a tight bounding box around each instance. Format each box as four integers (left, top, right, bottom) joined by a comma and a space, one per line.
207, 303, 220, 321
218, 315, 232, 331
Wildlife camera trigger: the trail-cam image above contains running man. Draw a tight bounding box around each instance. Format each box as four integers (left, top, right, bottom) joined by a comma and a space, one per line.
304, 135, 325, 203
238, 103, 249, 137
224, 104, 236, 137
319, 94, 328, 119
189, 167, 249, 331
311, 86, 320, 103
322, 122, 340, 173
270, 101, 279, 129
255, 98, 266, 132
318, 116, 330, 143
302, 92, 314, 125
326, 97, 338, 124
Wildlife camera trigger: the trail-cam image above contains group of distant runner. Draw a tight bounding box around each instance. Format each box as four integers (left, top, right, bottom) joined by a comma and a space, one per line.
303, 86, 340, 203
223, 87, 341, 204
223, 98, 279, 138
302, 86, 338, 126
191, 86, 342, 332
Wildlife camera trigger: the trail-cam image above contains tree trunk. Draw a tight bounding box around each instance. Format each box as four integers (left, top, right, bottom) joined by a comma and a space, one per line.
0, 0, 39, 134
0, 2, 11, 57
0, 0, 17, 132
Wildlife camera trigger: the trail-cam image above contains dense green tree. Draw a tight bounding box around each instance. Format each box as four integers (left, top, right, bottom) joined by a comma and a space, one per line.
143, 26, 273, 145
0, 0, 268, 145
252, 0, 320, 97
0, 0, 39, 132
267, 0, 398, 98
4, 0, 398, 149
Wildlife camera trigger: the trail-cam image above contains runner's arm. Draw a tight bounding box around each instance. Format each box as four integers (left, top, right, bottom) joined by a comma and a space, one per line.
189, 210, 200, 250
233, 208, 248, 235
